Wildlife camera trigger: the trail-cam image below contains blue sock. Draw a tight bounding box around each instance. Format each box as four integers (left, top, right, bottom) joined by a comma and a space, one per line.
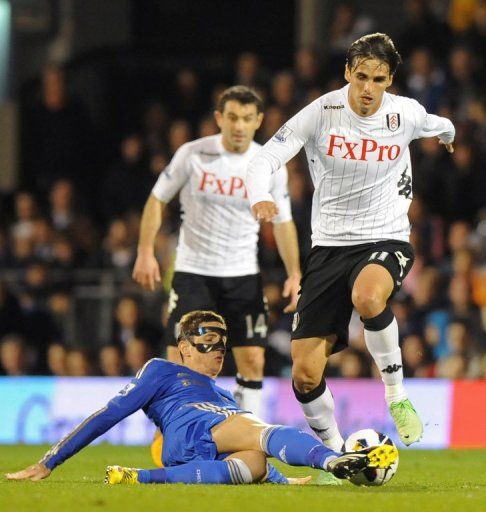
137, 460, 247, 484
262, 426, 340, 469
265, 463, 288, 484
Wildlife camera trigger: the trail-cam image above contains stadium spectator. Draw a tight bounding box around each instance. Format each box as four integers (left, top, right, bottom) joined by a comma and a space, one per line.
99, 344, 126, 377
293, 47, 325, 103
406, 48, 446, 113
101, 135, 153, 222
10, 191, 39, 241
396, 0, 451, 62
171, 68, 205, 126
66, 348, 93, 377
141, 101, 169, 155
0, 281, 24, 340
234, 52, 269, 90
112, 295, 163, 353
125, 337, 154, 375
401, 334, 434, 377
21, 64, 96, 202
167, 119, 192, 156
0, 334, 32, 376
270, 72, 298, 116
46, 343, 68, 376
338, 348, 371, 378
102, 219, 136, 271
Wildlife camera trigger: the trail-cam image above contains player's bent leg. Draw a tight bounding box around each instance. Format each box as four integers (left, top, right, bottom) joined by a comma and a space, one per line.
351, 263, 393, 319
166, 346, 182, 364
105, 457, 257, 485
352, 264, 423, 445
291, 337, 330, 394
211, 413, 268, 453
224, 450, 267, 483
291, 337, 344, 452
232, 346, 265, 416
214, 417, 351, 480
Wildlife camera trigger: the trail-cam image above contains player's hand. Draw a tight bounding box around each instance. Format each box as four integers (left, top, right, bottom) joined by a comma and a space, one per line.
282, 274, 301, 313
132, 251, 161, 291
5, 463, 51, 481
439, 139, 454, 153
287, 475, 312, 485
252, 201, 279, 222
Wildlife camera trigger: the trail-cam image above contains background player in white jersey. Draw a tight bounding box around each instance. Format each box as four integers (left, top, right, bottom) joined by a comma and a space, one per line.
246, 33, 455, 448
133, 86, 301, 416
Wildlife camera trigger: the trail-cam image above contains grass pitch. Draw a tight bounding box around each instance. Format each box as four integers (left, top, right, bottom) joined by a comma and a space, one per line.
1, 445, 485, 512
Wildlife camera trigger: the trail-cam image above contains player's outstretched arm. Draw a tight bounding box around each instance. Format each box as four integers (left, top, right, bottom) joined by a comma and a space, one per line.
5, 463, 51, 482
133, 194, 166, 291
5, 360, 162, 480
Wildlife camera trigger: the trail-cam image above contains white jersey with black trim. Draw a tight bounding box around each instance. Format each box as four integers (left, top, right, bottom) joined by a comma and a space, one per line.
246, 84, 455, 246
152, 134, 292, 277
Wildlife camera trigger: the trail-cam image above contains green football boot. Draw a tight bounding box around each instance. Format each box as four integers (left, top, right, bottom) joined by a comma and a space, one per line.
389, 398, 423, 446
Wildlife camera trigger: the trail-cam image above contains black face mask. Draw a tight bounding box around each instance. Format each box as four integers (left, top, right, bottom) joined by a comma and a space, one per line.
188, 339, 227, 354
178, 326, 227, 354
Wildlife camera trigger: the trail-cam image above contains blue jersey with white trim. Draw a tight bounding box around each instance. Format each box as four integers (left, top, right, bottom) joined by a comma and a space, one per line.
41, 359, 240, 470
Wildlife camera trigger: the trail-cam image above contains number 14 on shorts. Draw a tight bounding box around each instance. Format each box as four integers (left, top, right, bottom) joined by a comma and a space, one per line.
245, 314, 268, 339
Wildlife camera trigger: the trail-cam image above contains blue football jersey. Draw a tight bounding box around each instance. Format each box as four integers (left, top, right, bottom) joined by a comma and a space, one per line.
41, 359, 241, 470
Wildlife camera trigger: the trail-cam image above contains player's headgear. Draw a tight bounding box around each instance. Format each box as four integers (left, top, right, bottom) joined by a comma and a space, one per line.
346, 33, 402, 75
177, 310, 227, 354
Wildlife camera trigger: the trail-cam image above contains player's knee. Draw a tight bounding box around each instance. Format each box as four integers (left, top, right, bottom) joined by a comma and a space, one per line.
236, 348, 265, 376
244, 451, 267, 482
351, 287, 386, 318
291, 364, 322, 394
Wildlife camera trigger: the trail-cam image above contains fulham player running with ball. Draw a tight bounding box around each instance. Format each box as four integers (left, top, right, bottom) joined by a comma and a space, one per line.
246, 33, 455, 448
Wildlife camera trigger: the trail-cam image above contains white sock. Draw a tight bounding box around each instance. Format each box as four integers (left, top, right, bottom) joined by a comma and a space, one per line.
234, 376, 263, 417
299, 386, 344, 452
364, 316, 407, 404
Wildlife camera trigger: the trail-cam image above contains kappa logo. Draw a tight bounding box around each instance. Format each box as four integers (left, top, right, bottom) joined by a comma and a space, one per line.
386, 113, 401, 132
279, 445, 288, 463
382, 364, 402, 374
273, 124, 293, 143
323, 104, 344, 110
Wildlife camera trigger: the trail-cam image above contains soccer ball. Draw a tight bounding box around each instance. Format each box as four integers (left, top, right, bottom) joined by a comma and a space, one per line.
344, 429, 399, 486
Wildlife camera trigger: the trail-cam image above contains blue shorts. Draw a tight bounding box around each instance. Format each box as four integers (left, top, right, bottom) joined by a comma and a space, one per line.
162, 407, 244, 467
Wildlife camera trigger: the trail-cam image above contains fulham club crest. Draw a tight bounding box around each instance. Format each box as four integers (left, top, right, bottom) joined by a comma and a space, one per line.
386, 113, 401, 132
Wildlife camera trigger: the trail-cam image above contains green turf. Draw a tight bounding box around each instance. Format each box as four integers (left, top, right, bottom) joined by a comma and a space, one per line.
1, 445, 485, 512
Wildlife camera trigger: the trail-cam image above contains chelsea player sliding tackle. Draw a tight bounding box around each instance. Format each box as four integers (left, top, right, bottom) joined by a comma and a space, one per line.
6, 310, 397, 486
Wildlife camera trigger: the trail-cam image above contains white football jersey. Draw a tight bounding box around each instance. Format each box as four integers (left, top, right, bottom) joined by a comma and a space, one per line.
152, 134, 292, 277
247, 84, 455, 246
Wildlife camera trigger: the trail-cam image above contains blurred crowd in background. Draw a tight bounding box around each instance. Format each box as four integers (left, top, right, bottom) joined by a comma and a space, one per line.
1, 0, 485, 380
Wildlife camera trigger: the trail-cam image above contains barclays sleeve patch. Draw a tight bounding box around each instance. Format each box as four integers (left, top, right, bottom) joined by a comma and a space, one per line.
273, 124, 293, 143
